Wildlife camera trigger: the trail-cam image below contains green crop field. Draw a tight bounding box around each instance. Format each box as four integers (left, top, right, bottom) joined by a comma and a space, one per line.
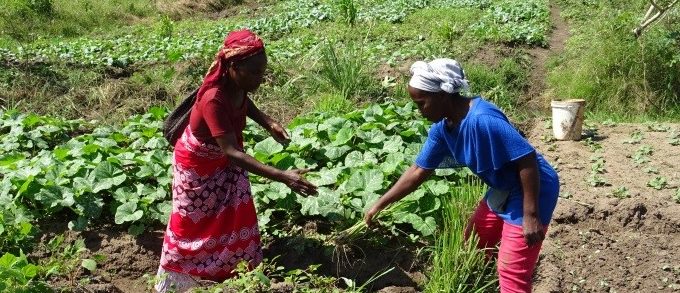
1, 0, 679, 292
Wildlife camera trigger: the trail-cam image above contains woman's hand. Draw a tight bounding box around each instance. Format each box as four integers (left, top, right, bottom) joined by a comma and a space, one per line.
523, 215, 545, 247
268, 122, 290, 143
364, 203, 385, 227
280, 169, 317, 196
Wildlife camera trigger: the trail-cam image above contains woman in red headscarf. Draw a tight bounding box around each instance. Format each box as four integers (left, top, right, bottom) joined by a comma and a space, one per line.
155, 29, 317, 292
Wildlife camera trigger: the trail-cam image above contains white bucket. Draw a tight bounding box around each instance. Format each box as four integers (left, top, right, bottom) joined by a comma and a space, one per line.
551, 99, 586, 141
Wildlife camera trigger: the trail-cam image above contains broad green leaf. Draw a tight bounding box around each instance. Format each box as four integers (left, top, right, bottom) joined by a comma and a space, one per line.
144, 137, 167, 149
156, 202, 172, 225
403, 189, 426, 201
344, 169, 383, 193
323, 145, 351, 161
344, 151, 363, 168
297, 187, 341, 218
95, 138, 118, 149
332, 127, 354, 146
114, 202, 143, 224
365, 129, 388, 144
382, 136, 404, 153
254, 137, 283, 158
308, 168, 341, 186
21, 263, 38, 278
399, 214, 437, 236
0, 153, 25, 167
362, 169, 383, 192
381, 153, 405, 174
128, 224, 145, 236
91, 162, 127, 193
264, 182, 291, 201
68, 217, 89, 231
81, 259, 97, 272
136, 163, 166, 178
426, 180, 450, 195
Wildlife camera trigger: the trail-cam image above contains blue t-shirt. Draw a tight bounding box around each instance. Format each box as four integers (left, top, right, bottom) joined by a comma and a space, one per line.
415, 97, 559, 226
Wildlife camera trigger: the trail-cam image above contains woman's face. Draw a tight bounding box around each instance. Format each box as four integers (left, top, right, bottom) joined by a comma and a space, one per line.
229, 52, 267, 92
408, 85, 445, 122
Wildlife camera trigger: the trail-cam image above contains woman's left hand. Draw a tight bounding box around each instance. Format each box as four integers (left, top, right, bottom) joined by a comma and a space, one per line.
268, 122, 290, 143
523, 215, 545, 247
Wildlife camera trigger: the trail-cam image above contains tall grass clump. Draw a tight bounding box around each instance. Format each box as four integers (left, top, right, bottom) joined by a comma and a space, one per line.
317, 40, 376, 101
336, 0, 358, 26
425, 179, 497, 293
549, 0, 680, 118
464, 58, 529, 113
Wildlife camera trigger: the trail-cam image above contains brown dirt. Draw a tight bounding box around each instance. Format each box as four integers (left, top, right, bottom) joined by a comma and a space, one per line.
529, 121, 680, 292
34, 221, 426, 292
156, 0, 266, 20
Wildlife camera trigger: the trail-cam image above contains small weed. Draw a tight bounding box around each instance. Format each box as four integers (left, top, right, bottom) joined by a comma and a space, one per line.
582, 121, 599, 138
623, 130, 644, 144
601, 120, 617, 127
647, 176, 668, 190
560, 191, 573, 199
543, 120, 552, 129
632, 145, 653, 165
612, 186, 630, 198
646, 123, 671, 132
668, 130, 680, 146
587, 174, 608, 187
582, 137, 602, 152
590, 155, 606, 174
643, 167, 659, 174
674, 189, 680, 203
540, 134, 555, 143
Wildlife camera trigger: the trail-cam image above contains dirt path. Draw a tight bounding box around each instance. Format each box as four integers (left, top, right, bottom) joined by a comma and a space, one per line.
525, 1, 570, 111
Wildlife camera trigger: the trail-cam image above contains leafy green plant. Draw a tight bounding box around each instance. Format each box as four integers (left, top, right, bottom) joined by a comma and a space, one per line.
587, 174, 608, 187
623, 130, 644, 144
612, 186, 630, 198
582, 137, 602, 152
674, 188, 680, 204
471, 0, 550, 46
0, 251, 51, 293
632, 145, 653, 165
0, 212, 36, 255
41, 235, 103, 287
647, 123, 671, 132
647, 176, 668, 190
590, 155, 606, 174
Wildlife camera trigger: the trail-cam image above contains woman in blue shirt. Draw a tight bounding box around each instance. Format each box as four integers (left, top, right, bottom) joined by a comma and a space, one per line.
364, 59, 559, 293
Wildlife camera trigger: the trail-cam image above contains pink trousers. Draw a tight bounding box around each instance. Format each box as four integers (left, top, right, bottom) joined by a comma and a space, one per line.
465, 200, 548, 293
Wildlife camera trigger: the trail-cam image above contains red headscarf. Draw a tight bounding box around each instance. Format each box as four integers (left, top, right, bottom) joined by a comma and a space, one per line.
197, 29, 265, 100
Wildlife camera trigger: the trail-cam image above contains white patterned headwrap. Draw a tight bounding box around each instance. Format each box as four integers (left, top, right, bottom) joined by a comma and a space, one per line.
408, 59, 469, 94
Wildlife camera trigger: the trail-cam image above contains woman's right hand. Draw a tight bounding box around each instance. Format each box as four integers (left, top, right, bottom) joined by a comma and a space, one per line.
280, 169, 317, 196
364, 203, 385, 227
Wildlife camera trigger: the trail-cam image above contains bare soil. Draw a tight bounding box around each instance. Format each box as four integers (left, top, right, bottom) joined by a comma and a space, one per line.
529, 122, 680, 292
33, 221, 427, 293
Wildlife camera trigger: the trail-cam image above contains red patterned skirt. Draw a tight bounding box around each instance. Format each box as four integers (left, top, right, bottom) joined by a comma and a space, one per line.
158, 126, 262, 283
